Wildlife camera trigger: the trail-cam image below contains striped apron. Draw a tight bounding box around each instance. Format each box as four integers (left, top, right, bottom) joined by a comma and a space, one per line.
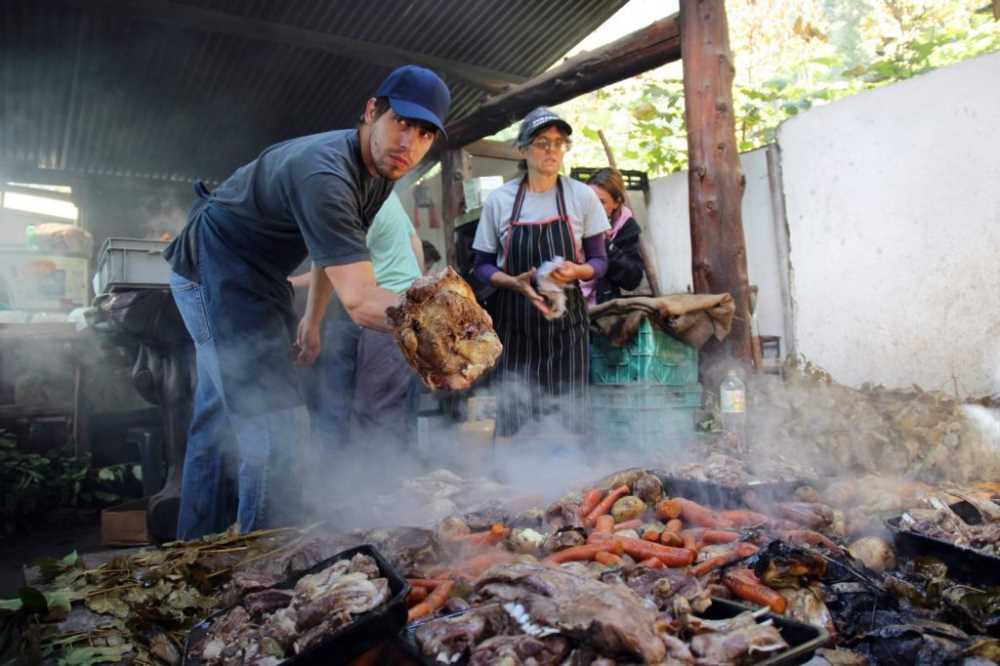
495, 177, 589, 439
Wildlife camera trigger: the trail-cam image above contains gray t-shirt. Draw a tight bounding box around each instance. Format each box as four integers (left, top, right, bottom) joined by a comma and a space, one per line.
472, 176, 609, 267
166, 129, 391, 280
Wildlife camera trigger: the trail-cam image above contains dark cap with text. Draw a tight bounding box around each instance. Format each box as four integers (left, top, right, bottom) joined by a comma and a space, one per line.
516, 107, 573, 148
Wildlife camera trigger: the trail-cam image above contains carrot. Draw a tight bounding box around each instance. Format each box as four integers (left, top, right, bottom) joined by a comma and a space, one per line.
595, 551, 623, 566
406, 578, 446, 590
639, 557, 665, 569
642, 528, 662, 542
584, 485, 630, 528
613, 519, 643, 531
579, 489, 604, 519
595, 515, 616, 534
406, 586, 428, 606
408, 580, 455, 622
616, 537, 695, 567
702, 530, 740, 544
718, 509, 769, 527
543, 541, 623, 565
588, 531, 612, 544
689, 542, 759, 577
722, 568, 786, 613
778, 530, 839, 550
447, 523, 510, 546
655, 498, 683, 520
665, 519, 684, 533
681, 528, 705, 548
678, 499, 734, 528
660, 531, 683, 547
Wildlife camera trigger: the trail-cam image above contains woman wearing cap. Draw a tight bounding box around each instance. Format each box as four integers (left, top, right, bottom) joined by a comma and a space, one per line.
581, 168, 646, 305
472, 107, 609, 438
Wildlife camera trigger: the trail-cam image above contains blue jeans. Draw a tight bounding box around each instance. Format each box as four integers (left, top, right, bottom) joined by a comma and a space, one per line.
170, 269, 308, 539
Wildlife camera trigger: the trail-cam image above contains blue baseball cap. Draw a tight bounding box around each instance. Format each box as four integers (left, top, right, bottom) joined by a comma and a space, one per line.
375, 65, 452, 137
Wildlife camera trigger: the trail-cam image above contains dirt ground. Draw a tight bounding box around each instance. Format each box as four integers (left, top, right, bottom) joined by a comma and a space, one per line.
0, 520, 104, 597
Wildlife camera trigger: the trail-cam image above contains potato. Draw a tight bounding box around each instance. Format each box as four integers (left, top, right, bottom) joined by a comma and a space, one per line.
633, 474, 664, 505
611, 495, 647, 523
508, 528, 546, 554
848, 536, 896, 573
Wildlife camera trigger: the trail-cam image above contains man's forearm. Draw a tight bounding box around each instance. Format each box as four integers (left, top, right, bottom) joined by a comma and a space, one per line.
345, 285, 402, 332
303, 264, 334, 324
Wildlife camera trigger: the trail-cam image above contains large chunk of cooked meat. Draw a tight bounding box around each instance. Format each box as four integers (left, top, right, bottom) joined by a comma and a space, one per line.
387, 267, 503, 391
475, 562, 666, 663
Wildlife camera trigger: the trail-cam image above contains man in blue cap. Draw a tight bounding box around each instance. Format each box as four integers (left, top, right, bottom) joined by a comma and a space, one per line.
164, 65, 451, 539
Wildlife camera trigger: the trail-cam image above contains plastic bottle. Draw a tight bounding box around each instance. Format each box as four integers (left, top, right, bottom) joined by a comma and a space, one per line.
720, 369, 747, 452
25, 225, 39, 251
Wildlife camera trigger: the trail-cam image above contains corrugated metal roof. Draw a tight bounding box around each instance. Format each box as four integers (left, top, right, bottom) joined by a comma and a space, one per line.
1, 0, 629, 184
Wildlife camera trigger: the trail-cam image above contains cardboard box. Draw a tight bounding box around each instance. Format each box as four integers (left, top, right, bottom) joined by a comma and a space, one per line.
101, 498, 151, 546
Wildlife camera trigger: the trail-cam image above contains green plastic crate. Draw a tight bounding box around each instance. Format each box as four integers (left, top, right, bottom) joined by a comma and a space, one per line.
590, 384, 703, 453
590, 317, 699, 385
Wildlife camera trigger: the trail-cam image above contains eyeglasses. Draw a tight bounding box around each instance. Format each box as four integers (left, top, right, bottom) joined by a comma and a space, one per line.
530, 138, 572, 153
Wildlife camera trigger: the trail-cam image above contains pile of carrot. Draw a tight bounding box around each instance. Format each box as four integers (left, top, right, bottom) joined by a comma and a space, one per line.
406, 483, 838, 623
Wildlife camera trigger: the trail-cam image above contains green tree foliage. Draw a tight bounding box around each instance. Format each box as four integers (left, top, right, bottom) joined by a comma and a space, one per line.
526, 0, 1000, 177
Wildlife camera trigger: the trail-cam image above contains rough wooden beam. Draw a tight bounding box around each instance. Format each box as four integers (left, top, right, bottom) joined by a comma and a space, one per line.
446, 14, 681, 148
464, 139, 521, 162
56, 0, 526, 94
439, 148, 471, 268
681, 0, 752, 369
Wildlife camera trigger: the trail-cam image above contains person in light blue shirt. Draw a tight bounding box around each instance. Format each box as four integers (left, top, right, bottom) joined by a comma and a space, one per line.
293, 191, 424, 454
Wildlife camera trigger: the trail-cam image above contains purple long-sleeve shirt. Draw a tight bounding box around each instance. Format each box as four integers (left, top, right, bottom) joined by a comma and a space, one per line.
473, 234, 607, 285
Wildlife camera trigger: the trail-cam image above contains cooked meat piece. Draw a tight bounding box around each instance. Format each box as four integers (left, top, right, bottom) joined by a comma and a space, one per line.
469, 635, 572, 665
258, 606, 298, 652
543, 528, 586, 554
293, 559, 353, 600
347, 552, 380, 579
414, 603, 511, 663
387, 267, 503, 391
295, 574, 389, 631
603, 566, 710, 613
351, 526, 441, 573
689, 613, 787, 663
476, 562, 666, 663
243, 589, 293, 617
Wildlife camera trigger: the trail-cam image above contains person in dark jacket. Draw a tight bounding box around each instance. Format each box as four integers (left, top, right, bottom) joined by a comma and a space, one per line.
580, 168, 646, 305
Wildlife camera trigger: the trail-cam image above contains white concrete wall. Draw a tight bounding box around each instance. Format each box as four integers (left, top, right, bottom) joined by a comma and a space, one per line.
645, 147, 789, 342
779, 51, 1000, 394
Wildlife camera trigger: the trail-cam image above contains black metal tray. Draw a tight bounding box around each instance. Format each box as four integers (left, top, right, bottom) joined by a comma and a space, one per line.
887, 501, 1000, 587
183, 544, 410, 666
394, 597, 827, 666
652, 471, 808, 508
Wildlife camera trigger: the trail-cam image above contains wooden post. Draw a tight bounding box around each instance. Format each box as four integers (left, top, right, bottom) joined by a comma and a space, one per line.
446, 14, 681, 148
439, 148, 471, 269
681, 0, 753, 370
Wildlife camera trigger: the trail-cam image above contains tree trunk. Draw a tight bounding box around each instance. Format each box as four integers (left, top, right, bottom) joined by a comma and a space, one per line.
681, 0, 752, 372
439, 148, 471, 269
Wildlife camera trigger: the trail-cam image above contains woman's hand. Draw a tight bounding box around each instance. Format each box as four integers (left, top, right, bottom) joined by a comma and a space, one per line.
509, 269, 551, 316
552, 260, 594, 284
294, 317, 322, 366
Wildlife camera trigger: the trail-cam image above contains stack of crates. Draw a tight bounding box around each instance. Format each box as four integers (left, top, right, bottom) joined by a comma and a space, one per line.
590, 317, 702, 453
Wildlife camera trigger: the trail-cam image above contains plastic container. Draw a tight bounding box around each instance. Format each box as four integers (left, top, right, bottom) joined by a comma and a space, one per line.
590, 383, 702, 452
96, 237, 171, 293
183, 544, 410, 666
590, 317, 698, 385
395, 598, 827, 666
720, 369, 747, 450
651, 475, 809, 509
887, 501, 1000, 587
